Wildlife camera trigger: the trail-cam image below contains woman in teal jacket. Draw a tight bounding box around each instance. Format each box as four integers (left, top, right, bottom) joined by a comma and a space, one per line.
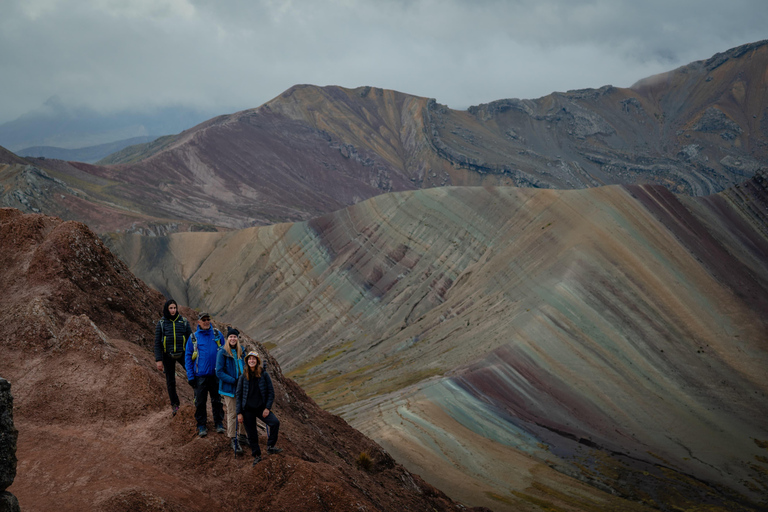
216, 327, 247, 454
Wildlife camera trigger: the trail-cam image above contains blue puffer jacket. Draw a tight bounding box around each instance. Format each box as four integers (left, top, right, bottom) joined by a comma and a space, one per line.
185, 326, 223, 379
215, 348, 245, 398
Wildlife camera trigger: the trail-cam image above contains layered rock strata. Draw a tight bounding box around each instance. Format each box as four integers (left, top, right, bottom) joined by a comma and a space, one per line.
108, 174, 768, 511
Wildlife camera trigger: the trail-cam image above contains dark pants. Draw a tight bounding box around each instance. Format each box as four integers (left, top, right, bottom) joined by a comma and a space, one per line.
241, 408, 280, 457
194, 375, 224, 428
162, 353, 184, 406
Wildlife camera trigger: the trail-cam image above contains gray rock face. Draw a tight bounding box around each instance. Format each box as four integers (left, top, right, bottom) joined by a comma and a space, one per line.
0, 378, 18, 512
693, 107, 743, 135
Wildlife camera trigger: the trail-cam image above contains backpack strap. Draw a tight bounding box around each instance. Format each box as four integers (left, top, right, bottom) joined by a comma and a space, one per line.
191, 332, 198, 359
158, 319, 167, 352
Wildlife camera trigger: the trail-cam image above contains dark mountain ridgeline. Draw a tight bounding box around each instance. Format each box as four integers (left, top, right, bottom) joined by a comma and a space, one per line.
1, 40, 766, 235
18, 136, 159, 164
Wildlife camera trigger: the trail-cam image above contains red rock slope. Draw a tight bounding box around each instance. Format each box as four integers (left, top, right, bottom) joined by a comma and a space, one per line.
0, 208, 489, 512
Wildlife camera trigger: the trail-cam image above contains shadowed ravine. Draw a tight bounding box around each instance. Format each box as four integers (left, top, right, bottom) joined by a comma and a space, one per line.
108, 177, 768, 511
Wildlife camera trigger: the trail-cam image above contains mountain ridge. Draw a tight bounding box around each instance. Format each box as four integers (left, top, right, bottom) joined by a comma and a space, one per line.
18, 135, 159, 164
1, 40, 766, 234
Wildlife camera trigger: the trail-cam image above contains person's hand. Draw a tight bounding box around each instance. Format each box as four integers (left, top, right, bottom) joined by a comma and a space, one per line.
155, 361, 163, 372
262, 408, 269, 418
237, 414, 243, 424
188, 379, 197, 389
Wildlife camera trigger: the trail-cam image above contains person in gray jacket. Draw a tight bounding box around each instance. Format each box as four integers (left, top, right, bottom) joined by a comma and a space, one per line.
236, 351, 282, 466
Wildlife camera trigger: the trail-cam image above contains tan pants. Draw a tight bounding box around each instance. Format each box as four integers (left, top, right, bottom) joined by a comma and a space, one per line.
223, 395, 238, 438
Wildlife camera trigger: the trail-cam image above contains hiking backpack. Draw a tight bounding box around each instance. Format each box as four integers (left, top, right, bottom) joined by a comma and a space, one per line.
190, 328, 223, 362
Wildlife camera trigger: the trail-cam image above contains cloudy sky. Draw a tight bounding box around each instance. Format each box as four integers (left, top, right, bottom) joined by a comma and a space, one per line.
1, 0, 767, 124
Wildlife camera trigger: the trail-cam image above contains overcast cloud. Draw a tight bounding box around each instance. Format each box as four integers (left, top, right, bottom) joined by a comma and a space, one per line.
1, 0, 766, 123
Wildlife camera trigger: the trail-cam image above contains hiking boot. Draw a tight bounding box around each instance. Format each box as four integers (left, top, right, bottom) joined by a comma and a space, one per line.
172, 405, 179, 416
197, 426, 208, 437
267, 446, 283, 455
215, 423, 226, 434
231, 438, 243, 455
238, 434, 250, 447
252, 456, 262, 466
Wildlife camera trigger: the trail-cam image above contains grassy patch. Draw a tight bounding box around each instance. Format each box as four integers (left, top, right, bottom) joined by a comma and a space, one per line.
297, 363, 444, 410
286, 340, 356, 379
356, 452, 373, 472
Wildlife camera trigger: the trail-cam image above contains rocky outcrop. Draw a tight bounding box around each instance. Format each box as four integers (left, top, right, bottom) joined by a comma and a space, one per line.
0, 378, 19, 512
0, 165, 75, 214
693, 106, 743, 139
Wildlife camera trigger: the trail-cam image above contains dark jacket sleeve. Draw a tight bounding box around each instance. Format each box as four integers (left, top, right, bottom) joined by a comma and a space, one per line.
264, 372, 275, 410
235, 375, 245, 415
153, 320, 163, 361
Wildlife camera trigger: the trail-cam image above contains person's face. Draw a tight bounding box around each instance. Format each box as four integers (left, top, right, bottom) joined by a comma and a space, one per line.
168, 303, 177, 315
247, 356, 258, 368
228, 334, 238, 346
199, 316, 211, 328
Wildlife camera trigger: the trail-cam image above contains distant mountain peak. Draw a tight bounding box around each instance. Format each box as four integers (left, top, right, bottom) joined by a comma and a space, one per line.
705, 38, 768, 70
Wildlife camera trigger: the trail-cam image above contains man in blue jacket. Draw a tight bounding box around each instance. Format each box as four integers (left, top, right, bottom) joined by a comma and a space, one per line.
185, 312, 225, 437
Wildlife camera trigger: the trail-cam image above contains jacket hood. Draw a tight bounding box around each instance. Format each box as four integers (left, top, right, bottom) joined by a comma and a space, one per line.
162, 299, 178, 320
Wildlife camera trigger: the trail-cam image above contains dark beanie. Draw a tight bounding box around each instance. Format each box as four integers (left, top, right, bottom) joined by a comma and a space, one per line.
227, 327, 240, 338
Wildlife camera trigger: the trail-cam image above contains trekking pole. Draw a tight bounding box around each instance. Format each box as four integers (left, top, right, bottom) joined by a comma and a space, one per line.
234, 418, 239, 457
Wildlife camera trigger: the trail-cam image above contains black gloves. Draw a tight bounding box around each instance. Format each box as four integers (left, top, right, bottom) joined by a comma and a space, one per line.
188, 379, 197, 389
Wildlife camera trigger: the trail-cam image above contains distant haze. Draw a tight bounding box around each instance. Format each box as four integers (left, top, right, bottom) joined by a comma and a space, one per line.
1, 0, 767, 125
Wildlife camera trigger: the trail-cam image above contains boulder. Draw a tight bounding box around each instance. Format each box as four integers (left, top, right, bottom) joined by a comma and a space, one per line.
0, 378, 19, 512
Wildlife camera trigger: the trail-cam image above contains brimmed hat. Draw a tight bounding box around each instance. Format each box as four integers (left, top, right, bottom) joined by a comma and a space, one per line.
245, 351, 260, 360
198, 312, 211, 320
